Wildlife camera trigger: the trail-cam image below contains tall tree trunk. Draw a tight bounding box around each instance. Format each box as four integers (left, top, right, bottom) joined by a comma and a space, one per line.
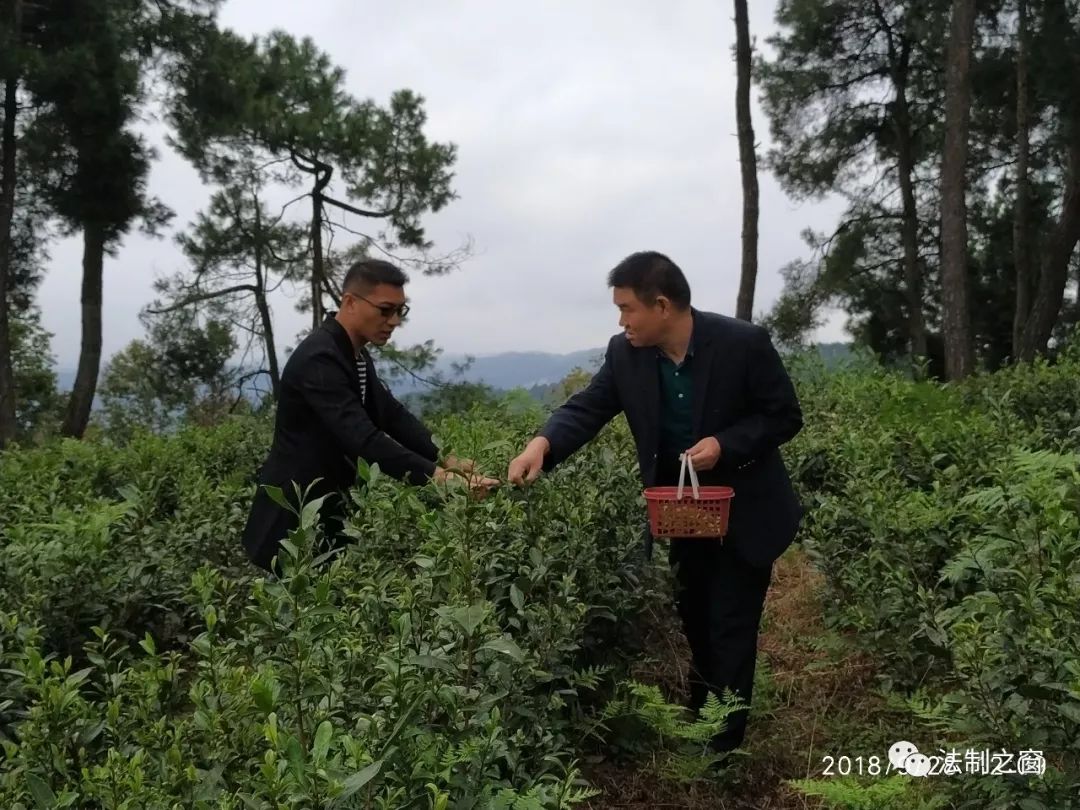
940, 0, 977, 380
893, 83, 928, 364
61, 224, 106, 438
1018, 8, 1080, 362
1012, 0, 1032, 361
291, 152, 333, 330
252, 198, 280, 397
0, 78, 17, 448
255, 287, 279, 397
733, 0, 759, 322
309, 160, 332, 330
1018, 134, 1080, 361
0, 1, 22, 448
310, 190, 324, 330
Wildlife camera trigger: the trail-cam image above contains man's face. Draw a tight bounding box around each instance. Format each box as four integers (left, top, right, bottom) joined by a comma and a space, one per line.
341, 283, 408, 346
614, 286, 669, 347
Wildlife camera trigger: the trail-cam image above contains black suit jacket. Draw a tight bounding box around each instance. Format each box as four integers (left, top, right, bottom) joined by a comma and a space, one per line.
241, 315, 438, 569
538, 309, 804, 567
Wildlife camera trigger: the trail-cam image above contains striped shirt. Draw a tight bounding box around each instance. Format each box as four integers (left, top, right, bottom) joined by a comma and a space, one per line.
355, 349, 368, 406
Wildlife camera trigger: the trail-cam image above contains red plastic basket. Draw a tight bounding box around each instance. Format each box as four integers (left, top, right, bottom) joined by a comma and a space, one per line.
643, 486, 734, 537
642, 453, 733, 538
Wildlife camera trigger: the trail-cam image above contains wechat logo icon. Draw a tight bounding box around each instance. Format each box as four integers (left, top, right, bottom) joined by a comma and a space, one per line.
889, 741, 930, 777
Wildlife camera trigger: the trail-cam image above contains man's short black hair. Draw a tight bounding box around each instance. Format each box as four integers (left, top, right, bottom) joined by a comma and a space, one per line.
343, 259, 409, 295
607, 251, 691, 310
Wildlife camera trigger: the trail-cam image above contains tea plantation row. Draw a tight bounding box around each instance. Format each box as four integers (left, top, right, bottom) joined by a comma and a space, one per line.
1, 346, 1079, 808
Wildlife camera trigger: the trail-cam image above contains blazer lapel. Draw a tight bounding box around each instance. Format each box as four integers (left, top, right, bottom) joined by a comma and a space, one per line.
322, 316, 358, 364
321, 316, 368, 400
691, 309, 715, 437
637, 341, 660, 459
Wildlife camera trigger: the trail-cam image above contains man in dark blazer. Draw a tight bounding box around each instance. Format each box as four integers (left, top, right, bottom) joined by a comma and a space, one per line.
242, 258, 499, 572
507, 251, 803, 754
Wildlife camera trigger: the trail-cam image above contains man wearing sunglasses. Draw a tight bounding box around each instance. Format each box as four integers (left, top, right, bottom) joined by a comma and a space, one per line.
242, 258, 499, 572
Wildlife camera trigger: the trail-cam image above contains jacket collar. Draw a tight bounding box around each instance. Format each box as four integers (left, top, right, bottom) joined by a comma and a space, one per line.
654, 307, 707, 360
322, 313, 362, 360
688, 307, 715, 436
690, 307, 712, 346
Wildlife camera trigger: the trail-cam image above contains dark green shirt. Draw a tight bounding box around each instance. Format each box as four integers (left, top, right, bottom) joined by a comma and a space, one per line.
657, 334, 695, 465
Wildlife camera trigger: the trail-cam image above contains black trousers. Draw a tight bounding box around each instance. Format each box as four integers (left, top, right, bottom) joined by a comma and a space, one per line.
656, 455, 773, 751
668, 537, 772, 751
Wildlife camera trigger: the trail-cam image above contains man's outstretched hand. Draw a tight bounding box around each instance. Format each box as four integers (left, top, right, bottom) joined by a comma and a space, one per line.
507, 437, 550, 486
442, 455, 478, 474
434, 466, 501, 498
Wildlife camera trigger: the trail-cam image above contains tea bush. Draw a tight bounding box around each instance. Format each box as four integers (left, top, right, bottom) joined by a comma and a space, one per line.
786, 352, 1080, 810
3, 350, 1079, 807
0, 405, 664, 807
958, 329, 1080, 453
0, 419, 263, 659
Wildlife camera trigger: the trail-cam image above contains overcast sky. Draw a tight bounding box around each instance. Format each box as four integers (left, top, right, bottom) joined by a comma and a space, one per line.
38, 0, 848, 370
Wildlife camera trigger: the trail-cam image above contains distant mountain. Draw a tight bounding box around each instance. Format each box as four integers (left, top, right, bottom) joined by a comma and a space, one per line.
51, 349, 608, 411
377, 347, 606, 396
383, 341, 856, 400
53, 341, 853, 401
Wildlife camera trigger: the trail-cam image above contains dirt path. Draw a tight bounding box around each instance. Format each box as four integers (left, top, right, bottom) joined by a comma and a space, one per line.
584, 547, 921, 809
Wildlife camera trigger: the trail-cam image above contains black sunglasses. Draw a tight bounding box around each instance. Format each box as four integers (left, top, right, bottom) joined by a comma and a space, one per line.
350, 293, 410, 319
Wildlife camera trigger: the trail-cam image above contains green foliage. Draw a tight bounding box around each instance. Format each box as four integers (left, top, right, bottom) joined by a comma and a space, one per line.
20, 0, 214, 242
759, 0, 947, 200
147, 170, 309, 396
786, 349, 1080, 809
958, 329, 1080, 451
8, 306, 61, 443
757, 0, 947, 365
0, 417, 262, 661
5, 344, 1080, 805
168, 27, 455, 250
591, 683, 745, 782
0, 407, 654, 806
789, 775, 948, 810
757, 257, 830, 349
97, 315, 239, 441
758, 0, 1080, 368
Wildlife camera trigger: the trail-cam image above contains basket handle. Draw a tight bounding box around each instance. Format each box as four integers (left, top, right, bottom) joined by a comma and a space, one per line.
676, 452, 701, 500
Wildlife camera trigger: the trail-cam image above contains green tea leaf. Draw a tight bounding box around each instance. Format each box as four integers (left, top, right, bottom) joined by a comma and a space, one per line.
263, 485, 292, 512
441, 602, 488, 637
66, 667, 93, 688
312, 720, 333, 764
300, 494, 330, 531
481, 637, 525, 663
251, 679, 276, 714
26, 773, 56, 809
510, 584, 525, 611
335, 760, 383, 802
139, 633, 156, 656
407, 654, 455, 674
286, 736, 306, 784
